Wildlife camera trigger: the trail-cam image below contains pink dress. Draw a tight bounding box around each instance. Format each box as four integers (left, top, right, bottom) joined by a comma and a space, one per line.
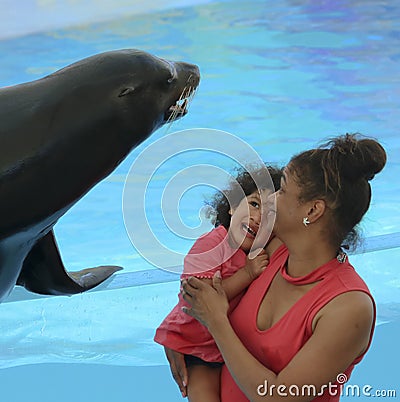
221, 244, 376, 401
154, 225, 246, 363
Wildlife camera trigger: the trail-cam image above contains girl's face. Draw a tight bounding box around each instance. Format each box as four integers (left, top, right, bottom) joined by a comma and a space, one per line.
228, 190, 271, 253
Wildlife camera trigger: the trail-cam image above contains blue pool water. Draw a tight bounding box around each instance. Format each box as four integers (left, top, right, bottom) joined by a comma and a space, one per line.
0, 0, 399, 401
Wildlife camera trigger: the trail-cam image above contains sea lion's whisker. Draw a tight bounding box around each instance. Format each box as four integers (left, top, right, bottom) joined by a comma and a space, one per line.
166, 86, 187, 125
187, 86, 196, 104
165, 94, 182, 128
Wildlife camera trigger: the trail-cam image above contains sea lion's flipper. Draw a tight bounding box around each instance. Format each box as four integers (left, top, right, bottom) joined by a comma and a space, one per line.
17, 231, 122, 296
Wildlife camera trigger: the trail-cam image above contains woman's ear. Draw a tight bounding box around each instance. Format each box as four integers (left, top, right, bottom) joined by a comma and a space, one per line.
306, 199, 326, 223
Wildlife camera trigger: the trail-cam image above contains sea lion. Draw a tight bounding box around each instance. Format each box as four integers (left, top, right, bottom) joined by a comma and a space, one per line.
0, 48, 200, 302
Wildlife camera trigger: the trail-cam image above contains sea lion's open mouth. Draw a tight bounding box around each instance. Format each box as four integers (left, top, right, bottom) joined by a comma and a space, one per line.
165, 98, 189, 120
164, 84, 197, 122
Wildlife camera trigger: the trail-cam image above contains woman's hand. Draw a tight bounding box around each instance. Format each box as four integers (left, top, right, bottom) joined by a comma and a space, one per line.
181, 271, 229, 330
164, 347, 188, 397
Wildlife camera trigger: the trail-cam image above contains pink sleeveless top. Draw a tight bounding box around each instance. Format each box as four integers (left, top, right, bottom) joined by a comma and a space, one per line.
154, 225, 246, 363
221, 244, 375, 402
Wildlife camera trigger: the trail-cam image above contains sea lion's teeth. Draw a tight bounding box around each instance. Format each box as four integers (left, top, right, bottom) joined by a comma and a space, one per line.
169, 104, 185, 114
167, 96, 190, 117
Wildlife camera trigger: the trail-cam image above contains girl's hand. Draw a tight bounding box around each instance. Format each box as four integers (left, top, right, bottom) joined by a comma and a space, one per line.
164, 347, 188, 398
181, 271, 229, 330
244, 249, 269, 280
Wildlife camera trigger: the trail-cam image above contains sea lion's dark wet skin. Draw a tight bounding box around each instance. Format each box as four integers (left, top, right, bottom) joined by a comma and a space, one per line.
0, 49, 200, 302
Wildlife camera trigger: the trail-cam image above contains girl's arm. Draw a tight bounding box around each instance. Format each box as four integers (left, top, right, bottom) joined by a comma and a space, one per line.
198, 251, 268, 301
220, 236, 283, 300
181, 274, 374, 402
221, 236, 282, 300
221, 251, 268, 300
191, 268, 252, 301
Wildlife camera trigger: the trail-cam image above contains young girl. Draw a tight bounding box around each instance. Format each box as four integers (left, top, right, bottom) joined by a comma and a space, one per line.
154, 165, 282, 402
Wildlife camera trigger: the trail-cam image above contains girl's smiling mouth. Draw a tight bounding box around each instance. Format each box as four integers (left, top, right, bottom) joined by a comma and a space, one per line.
242, 223, 257, 238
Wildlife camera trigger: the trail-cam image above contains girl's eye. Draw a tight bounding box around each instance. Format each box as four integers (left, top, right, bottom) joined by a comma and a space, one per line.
250, 201, 260, 208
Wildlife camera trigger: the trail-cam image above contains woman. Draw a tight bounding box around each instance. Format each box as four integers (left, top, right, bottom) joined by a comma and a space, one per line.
166, 133, 386, 401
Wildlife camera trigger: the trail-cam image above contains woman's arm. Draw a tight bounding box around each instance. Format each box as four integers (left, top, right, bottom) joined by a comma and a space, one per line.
164, 347, 188, 397
182, 274, 374, 402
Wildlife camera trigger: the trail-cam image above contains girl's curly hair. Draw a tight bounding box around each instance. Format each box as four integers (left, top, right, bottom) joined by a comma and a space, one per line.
205, 164, 282, 229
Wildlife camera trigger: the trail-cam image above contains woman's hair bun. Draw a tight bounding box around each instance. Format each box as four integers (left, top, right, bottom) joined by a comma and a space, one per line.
324, 133, 386, 182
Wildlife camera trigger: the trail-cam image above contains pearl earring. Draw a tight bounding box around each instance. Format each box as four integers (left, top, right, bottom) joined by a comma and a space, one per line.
302, 217, 310, 227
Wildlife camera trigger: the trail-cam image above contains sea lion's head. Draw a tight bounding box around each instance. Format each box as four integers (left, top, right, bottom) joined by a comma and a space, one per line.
77, 49, 200, 138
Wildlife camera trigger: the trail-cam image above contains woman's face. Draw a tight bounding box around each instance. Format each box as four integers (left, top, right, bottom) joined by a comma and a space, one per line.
228, 190, 272, 252
273, 167, 305, 238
